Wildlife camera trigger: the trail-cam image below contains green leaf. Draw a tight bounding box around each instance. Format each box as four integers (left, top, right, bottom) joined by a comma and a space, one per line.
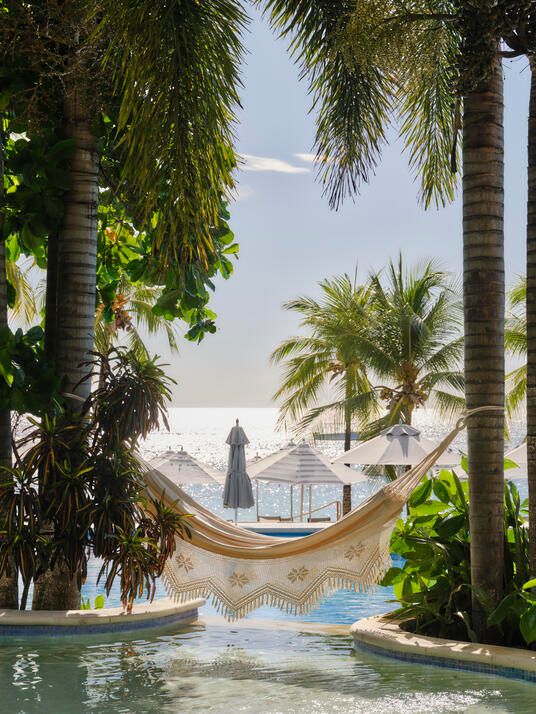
522, 579, 536, 591
380, 566, 405, 586
432, 478, 451, 504
503, 457, 519, 471
409, 478, 432, 508
520, 606, 536, 645
410, 501, 448, 516
435, 514, 466, 539
25, 326, 44, 344
488, 592, 521, 627
94, 594, 105, 609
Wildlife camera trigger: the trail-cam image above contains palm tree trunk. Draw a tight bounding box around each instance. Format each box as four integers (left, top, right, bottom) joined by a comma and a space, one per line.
44, 231, 60, 365
32, 82, 99, 611
462, 55, 505, 640
0, 135, 19, 609
342, 376, 352, 515
526, 56, 536, 577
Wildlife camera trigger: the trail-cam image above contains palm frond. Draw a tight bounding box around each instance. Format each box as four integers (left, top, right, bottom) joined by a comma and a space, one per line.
261, 0, 392, 208
6, 259, 38, 325
506, 365, 526, 421
95, 0, 247, 264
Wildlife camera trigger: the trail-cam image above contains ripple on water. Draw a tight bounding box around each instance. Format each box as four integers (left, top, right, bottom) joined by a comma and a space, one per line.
0, 625, 534, 713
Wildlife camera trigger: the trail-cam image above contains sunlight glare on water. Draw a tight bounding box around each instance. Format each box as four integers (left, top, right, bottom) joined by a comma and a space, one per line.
1, 625, 535, 713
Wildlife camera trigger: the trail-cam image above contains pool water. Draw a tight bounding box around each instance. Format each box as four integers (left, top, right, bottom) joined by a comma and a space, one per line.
1, 622, 535, 713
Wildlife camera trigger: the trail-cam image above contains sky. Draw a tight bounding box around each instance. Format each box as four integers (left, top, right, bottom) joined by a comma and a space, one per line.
148, 8, 531, 408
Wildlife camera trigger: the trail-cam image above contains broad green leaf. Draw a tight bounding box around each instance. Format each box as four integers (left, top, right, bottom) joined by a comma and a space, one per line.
488, 592, 521, 627
520, 606, 536, 645
409, 479, 432, 508
435, 514, 466, 539
432, 478, 451, 504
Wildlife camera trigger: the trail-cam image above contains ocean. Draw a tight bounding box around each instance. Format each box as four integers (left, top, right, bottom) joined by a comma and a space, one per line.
139, 407, 529, 521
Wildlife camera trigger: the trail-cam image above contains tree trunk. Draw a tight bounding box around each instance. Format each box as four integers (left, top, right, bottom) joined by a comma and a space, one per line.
526, 57, 536, 578
0, 135, 19, 610
342, 376, 352, 515
44, 231, 60, 366
55, 103, 98, 403
32, 82, 99, 611
462, 56, 505, 640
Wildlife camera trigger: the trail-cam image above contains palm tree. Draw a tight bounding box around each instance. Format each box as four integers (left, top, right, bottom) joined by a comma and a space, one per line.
1, 0, 246, 609
271, 276, 379, 513
94, 278, 179, 363
462, 54, 506, 633
262, 0, 508, 640
366, 257, 464, 430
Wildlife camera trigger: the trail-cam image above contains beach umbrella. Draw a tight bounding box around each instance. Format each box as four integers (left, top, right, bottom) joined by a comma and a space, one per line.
224, 419, 255, 522
505, 443, 528, 479
149, 448, 224, 485
249, 441, 367, 484
332, 424, 461, 467
249, 441, 367, 520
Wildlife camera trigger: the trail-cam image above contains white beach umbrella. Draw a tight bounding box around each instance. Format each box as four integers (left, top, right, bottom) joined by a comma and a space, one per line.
332, 424, 462, 467
248, 441, 367, 485
150, 448, 224, 485
249, 441, 367, 521
505, 442, 528, 479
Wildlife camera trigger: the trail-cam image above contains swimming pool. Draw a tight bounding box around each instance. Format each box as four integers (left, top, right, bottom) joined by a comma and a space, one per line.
1, 619, 535, 712
4, 531, 535, 710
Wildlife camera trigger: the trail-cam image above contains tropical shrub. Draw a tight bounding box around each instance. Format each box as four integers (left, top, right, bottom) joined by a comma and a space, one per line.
0, 347, 190, 611
382, 467, 535, 648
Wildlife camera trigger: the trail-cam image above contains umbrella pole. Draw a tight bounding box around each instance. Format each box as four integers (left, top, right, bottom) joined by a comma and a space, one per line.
256, 481, 259, 522
308, 485, 312, 521
290, 485, 294, 521
234, 507, 238, 525
300, 484, 304, 521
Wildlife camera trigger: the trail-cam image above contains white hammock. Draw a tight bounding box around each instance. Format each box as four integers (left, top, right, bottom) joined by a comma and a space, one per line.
142, 411, 489, 620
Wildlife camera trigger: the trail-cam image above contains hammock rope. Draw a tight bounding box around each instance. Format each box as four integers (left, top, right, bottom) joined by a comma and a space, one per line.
142, 407, 500, 620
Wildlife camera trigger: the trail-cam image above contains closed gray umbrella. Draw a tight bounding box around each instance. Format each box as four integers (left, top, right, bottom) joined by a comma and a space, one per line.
223, 419, 254, 522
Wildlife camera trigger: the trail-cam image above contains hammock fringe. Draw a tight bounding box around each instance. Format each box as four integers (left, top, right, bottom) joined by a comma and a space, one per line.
160, 543, 392, 621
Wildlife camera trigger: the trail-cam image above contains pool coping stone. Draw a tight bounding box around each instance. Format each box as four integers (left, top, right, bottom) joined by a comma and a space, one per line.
0, 597, 205, 636
351, 614, 536, 683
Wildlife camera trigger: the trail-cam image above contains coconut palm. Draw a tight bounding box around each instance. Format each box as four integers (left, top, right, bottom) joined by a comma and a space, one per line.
271, 275, 379, 513
365, 257, 464, 430
94, 278, 179, 361
262, 0, 509, 639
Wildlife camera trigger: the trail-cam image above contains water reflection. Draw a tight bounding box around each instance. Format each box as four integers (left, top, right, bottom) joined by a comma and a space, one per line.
1, 624, 534, 713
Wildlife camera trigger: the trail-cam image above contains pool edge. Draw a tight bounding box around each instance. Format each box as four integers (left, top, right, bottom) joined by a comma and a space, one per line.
0, 597, 205, 637
351, 614, 536, 683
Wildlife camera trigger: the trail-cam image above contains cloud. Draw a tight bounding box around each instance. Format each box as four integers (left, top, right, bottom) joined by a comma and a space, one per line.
294, 152, 331, 165
227, 184, 254, 202
240, 154, 310, 174
294, 152, 317, 163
